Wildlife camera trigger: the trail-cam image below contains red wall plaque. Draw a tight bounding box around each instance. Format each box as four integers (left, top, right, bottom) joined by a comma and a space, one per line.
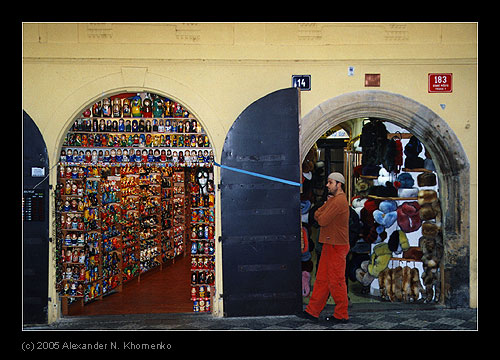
428, 73, 453, 93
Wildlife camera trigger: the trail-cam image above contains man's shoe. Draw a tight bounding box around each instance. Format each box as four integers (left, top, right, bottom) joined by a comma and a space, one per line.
324, 316, 349, 325
296, 311, 319, 323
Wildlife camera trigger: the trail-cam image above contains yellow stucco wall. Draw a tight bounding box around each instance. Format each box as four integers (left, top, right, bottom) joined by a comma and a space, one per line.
23, 23, 477, 321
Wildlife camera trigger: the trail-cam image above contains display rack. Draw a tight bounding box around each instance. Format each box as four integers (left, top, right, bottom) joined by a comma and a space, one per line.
189, 168, 216, 312
57, 93, 216, 315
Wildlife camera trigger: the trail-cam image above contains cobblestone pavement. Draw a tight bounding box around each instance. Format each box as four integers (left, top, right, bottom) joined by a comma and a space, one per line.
25, 306, 477, 331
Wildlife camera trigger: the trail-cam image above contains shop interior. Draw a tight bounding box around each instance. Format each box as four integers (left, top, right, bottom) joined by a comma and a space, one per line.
56, 92, 215, 316
301, 118, 443, 307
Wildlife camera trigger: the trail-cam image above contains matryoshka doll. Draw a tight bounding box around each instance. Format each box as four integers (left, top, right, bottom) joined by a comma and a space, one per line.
92, 101, 102, 117
164, 100, 172, 117
122, 98, 131, 117
92, 150, 98, 164
160, 149, 167, 162
118, 118, 125, 132
153, 97, 164, 117
116, 149, 123, 162
131, 96, 142, 117
60, 150, 66, 163
110, 149, 116, 163
185, 150, 191, 167
179, 151, 185, 166
79, 267, 86, 281
112, 97, 122, 117
153, 149, 160, 162
84, 150, 92, 164
102, 98, 112, 117
82, 107, 91, 118
184, 119, 191, 133
65, 249, 72, 263
66, 149, 73, 163
142, 97, 153, 118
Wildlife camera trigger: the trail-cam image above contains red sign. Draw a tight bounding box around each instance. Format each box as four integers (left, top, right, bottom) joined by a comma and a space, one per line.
428, 73, 452, 93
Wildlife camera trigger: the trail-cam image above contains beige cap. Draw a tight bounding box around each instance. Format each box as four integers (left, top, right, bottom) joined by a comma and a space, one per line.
328, 172, 345, 184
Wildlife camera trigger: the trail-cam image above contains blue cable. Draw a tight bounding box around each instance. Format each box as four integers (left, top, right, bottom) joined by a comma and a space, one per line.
213, 160, 301, 187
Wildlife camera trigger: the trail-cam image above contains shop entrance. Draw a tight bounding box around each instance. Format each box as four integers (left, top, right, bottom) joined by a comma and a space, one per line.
301, 118, 444, 307
300, 90, 470, 308
56, 91, 216, 316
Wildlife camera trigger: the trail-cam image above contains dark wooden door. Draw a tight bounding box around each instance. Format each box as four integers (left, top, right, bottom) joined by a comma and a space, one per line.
23, 111, 50, 324
220, 88, 302, 317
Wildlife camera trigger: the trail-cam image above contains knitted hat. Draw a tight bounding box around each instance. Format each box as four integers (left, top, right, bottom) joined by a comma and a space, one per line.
328, 172, 345, 184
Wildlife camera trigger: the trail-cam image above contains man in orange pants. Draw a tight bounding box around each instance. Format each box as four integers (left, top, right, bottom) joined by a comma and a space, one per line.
298, 172, 350, 324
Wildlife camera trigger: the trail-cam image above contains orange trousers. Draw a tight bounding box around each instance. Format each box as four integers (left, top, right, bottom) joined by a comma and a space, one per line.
305, 243, 350, 320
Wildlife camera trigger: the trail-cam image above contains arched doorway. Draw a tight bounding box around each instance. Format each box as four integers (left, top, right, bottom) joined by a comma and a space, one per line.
300, 90, 470, 308
55, 90, 217, 316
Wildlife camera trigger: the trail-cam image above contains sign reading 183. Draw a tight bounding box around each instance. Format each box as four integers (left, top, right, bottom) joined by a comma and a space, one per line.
428, 73, 453, 93
292, 75, 311, 91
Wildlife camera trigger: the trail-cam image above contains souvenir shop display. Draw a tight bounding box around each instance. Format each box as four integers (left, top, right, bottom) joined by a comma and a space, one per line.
189, 167, 216, 313
347, 119, 442, 303
55, 92, 215, 314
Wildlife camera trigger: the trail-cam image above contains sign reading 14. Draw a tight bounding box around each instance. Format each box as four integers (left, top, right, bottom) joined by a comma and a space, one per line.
292, 75, 311, 91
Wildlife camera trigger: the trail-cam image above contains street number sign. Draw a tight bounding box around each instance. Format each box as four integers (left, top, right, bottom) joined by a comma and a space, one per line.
292, 75, 311, 91
428, 73, 453, 93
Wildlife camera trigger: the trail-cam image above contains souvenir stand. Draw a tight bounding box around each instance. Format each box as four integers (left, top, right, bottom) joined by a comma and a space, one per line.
344, 119, 443, 303
55, 93, 215, 315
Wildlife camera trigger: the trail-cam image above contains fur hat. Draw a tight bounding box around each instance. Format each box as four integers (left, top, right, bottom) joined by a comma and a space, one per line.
388, 230, 410, 253
417, 172, 437, 187
418, 190, 438, 205
363, 198, 379, 213
405, 156, 425, 169
362, 223, 379, 244
362, 164, 381, 177
397, 173, 414, 188
397, 187, 419, 198
369, 182, 398, 197
424, 158, 436, 172
373, 200, 398, 229
397, 201, 422, 233
377, 167, 391, 185
421, 221, 440, 238
355, 178, 373, 194
352, 196, 367, 209
403, 247, 423, 261
367, 242, 393, 277
419, 200, 441, 221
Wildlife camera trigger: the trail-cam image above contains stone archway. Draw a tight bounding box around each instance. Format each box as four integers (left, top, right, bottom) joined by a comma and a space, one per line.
300, 90, 470, 308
